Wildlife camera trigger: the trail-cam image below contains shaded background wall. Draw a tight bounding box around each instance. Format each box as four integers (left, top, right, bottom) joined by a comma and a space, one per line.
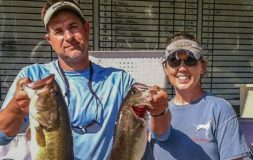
1, 0, 253, 116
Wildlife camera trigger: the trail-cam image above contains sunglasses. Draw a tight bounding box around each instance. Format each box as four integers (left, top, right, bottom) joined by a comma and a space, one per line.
164, 51, 201, 68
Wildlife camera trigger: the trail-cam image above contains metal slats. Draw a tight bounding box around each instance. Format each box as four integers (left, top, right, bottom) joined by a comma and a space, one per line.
202, 0, 253, 113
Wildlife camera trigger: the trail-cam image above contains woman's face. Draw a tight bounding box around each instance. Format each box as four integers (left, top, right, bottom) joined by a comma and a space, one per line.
163, 51, 205, 92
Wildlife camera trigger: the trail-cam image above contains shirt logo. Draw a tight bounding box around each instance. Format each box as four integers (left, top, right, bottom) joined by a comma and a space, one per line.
193, 120, 212, 142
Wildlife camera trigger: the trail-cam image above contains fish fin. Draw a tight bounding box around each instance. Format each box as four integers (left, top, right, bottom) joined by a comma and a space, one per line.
25, 127, 31, 141
35, 126, 46, 147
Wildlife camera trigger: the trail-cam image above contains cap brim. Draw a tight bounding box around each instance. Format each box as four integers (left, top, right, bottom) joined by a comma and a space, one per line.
43, 2, 83, 28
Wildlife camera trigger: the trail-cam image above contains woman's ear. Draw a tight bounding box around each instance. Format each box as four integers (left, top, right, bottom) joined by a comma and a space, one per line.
200, 60, 207, 75
162, 62, 170, 77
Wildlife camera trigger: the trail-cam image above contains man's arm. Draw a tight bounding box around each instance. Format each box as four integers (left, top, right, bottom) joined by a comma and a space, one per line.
0, 78, 31, 137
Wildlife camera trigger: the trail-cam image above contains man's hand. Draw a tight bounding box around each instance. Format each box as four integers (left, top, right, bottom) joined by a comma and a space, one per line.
0, 77, 32, 136
13, 77, 32, 113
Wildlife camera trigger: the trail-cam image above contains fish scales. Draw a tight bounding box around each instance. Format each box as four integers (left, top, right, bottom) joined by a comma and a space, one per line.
24, 75, 74, 160
110, 83, 154, 160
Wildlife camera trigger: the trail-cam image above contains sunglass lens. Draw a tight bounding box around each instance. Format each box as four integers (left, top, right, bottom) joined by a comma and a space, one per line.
184, 57, 198, 66
168, 57, 181, 67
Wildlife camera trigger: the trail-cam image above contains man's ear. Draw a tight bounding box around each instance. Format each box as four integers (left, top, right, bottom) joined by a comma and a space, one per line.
84, 21, 90, 34
45, 33, 52, 46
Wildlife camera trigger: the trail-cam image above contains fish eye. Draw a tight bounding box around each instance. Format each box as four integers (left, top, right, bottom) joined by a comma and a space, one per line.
131, 88, 138, 94
50, 89, 57, 96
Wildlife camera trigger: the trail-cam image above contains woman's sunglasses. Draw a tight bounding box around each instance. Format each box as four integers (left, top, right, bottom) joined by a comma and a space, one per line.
164, 50, 201, 68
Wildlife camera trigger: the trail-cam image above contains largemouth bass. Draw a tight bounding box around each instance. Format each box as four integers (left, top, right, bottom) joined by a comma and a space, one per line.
24, 75, 74, 160
110, 83, 156, 160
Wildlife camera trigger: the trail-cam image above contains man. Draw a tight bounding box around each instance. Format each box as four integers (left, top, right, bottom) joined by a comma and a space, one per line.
0, 0, 171, 159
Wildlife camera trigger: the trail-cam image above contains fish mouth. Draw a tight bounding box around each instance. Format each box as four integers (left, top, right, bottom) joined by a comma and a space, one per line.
26, 74, 55, 89
132, 106, 147, 118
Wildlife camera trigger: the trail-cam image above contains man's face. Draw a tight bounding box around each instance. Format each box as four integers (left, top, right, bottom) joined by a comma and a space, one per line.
45, 10, 89, 64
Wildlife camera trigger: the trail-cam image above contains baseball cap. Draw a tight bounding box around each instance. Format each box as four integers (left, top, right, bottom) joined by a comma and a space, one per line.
165, 39, 204, 60
43, 1, 84, 28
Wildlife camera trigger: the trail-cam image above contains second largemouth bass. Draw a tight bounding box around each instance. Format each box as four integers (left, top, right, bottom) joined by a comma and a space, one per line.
110, 83, 158, 160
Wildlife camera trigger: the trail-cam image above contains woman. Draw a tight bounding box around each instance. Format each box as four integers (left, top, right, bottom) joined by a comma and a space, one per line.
152, 32, 252, 160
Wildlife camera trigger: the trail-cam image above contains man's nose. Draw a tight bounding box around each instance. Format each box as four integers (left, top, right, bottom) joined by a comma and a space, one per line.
64, 30, 74, 41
